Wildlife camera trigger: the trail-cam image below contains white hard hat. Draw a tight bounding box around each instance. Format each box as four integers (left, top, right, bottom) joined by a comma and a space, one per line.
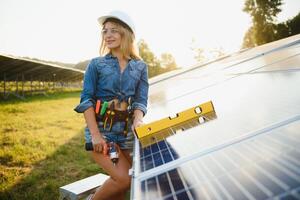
97, 10, 136, 35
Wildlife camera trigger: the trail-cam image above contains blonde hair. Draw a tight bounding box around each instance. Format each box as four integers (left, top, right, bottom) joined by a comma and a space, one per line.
99, 19, 141, 60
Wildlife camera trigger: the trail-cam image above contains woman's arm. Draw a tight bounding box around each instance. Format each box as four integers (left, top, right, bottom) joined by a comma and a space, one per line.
74, 59, 97, 113
131, 62, 149, 130
84, 107, 107, 154
131, 62, 149, 116
75, 59, 107, 154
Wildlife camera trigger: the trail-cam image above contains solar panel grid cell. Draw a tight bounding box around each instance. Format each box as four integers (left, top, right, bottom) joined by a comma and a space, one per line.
220, 150, 274, 198
153, 152, 163, 167
145, 177, 159, 200
259, 161, 300, 189
278, 193, 299, 200
151, 143, 160, 153
144, 155, 154, 171
208, 180, 229, 199
218, 174, 250, 200
231, 169, 269, 199
197, 183, 217, 199
175, 191, 190, 200
161, 149, 173, 163
169, 169, 184, 191
232, 147, 292, 191
158, 140, 168, 150
191, 162, 226, 199
158, 173, 172, 197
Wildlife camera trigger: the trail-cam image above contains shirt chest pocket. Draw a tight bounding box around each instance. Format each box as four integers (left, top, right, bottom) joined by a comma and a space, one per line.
129, 69, 141, 81
97, 65, 117, 90
99, 65, 114, 77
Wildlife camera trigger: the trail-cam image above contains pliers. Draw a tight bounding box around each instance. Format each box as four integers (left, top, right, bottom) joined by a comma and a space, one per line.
104, 101, 115, 131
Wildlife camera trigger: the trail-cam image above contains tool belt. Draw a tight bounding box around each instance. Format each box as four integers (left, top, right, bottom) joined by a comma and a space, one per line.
95, 99, 132, 136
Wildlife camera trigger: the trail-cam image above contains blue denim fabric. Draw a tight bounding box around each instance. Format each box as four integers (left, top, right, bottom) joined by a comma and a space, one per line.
84, 121, 134, 150
74, 54, 149, 115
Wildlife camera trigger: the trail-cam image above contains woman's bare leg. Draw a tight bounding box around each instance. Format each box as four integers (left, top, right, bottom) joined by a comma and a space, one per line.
122, 150, 132, 166
119, 150, 133, 199
91, 149, 131, 200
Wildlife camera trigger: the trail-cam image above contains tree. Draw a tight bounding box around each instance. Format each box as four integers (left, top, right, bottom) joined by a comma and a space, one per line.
286, 12, 300, 36
242, 26, 256, 48
138, 39, 179, 78
138, 39, 162, 78
274, 11, 300, 40
243, 0, 282, 48
273, 22, 289, 40
160, 53, 177, 71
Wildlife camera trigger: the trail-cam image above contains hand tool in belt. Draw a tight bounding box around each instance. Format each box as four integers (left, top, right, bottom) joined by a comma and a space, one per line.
95, 100, 102, 121
95, 100, 101, 114
123, 97, 132, 137
100, 101, 109, 116
104, 101, 115, 131
99, 99, 132, 135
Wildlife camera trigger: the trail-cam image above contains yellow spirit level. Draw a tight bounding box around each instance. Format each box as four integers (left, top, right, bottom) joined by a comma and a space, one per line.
134, 101, 215, 140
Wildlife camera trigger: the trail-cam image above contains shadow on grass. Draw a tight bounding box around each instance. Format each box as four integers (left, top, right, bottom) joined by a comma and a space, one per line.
0, 131, 102, 200
0, 90, 82, 105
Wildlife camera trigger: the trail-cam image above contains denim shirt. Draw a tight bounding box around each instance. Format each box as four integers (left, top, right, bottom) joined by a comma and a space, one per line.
74, 54, 149, 115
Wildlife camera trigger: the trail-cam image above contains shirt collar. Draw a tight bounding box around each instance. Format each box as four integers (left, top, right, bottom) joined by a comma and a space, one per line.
104, 53, 133, 62
104, 53, 115, 59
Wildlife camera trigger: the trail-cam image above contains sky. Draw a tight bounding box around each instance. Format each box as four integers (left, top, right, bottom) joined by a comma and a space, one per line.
0, 0, 299, 67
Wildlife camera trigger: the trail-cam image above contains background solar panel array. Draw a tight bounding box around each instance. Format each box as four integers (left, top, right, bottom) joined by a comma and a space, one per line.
131, 34, 300, 200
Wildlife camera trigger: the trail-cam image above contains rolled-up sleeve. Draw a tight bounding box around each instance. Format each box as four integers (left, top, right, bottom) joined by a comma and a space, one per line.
132, 62, 149, 115
74, 59, 98, 113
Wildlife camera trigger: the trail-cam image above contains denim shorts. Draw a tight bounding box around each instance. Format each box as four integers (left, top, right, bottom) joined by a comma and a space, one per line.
85, 121, 134, 150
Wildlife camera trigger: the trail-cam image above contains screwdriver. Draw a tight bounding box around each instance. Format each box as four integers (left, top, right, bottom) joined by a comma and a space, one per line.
95, 100, 101, 114
100, 101, 109, 116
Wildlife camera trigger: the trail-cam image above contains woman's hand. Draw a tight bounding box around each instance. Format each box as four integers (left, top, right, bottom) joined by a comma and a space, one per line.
83, 107, 108, 154
131, 109, 144, 132
132, 117, 144, 131
92, 134, 108, 155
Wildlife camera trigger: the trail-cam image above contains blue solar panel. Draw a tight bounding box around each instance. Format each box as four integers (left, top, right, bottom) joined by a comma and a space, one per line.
131, 35, 300, 200
140, 139, 178, 171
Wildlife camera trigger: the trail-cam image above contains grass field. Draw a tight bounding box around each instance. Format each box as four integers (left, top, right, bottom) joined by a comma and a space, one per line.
0, 91, 102, 200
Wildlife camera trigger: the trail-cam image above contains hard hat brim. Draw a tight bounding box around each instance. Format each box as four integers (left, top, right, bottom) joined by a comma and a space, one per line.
97, 14, 135, 35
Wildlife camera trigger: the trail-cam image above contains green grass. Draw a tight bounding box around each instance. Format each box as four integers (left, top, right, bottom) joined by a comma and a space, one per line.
0, 91, 102, 200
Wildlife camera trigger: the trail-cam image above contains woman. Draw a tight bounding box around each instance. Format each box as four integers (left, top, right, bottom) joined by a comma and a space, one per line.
75, 11, 149, 200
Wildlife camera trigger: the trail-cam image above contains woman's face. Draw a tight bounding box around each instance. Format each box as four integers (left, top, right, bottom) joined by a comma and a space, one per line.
102, 21, 122, 50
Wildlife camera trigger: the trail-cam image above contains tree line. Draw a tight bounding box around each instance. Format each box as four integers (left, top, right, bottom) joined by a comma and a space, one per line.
242, 0, 300, 48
